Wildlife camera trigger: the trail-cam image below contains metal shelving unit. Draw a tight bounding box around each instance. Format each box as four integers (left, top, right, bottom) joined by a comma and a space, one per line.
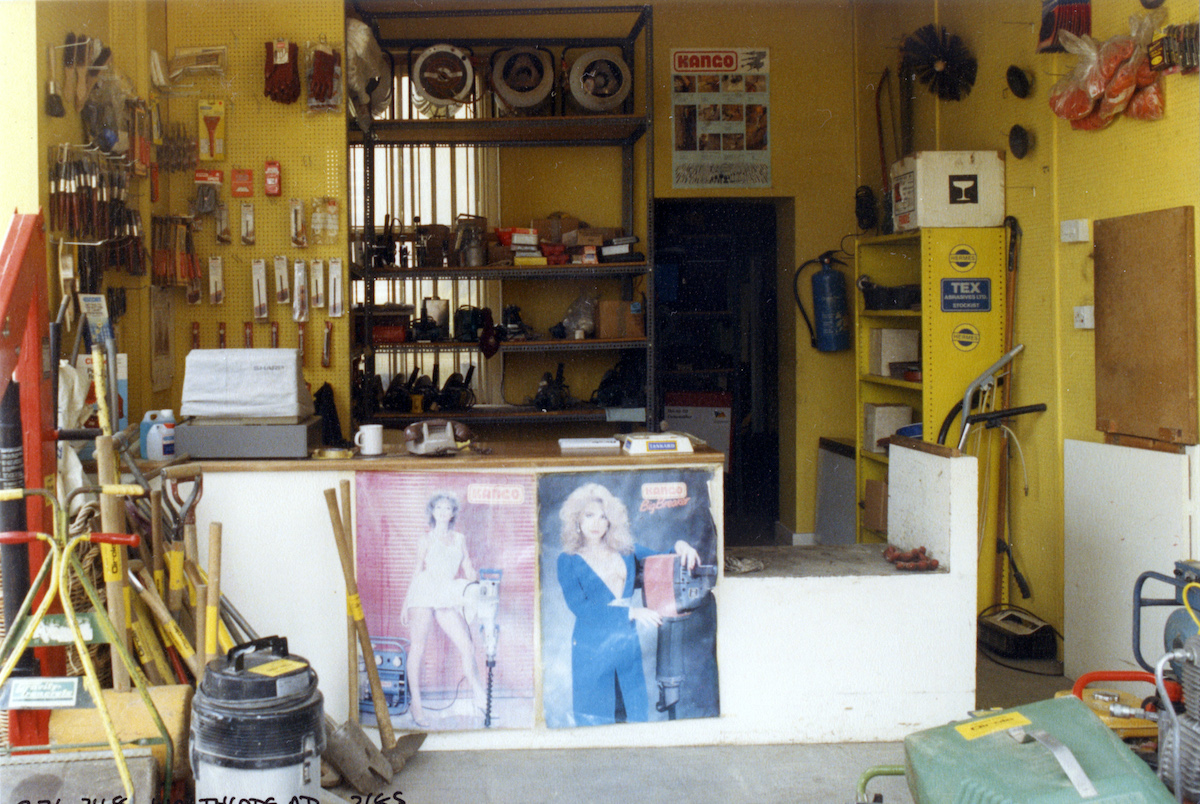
351, 4, 656, 429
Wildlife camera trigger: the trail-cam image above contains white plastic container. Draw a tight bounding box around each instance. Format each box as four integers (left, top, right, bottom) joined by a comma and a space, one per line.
145, 416, 175, 461
140, 410, 175, 459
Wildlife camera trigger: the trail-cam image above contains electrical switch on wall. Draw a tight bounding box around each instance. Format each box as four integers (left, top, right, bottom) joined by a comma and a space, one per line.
1074, 305, 1095, 329
1060, 219, 1090, 243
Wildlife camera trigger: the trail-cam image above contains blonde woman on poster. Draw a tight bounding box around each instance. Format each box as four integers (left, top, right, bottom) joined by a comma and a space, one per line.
557, 482, 699, 726
402, 492, 487, 725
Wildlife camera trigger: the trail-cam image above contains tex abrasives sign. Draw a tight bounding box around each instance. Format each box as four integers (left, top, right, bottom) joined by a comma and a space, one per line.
671, 48, 770, 189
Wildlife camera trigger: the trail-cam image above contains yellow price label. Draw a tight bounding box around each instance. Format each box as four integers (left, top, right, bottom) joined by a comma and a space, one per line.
100, 543, 122, 582
955, 711, 1032, 741
251, 658, 307, 677
167, 551, 185, 590
347, 593, 364, 621
165, 619, 194, 658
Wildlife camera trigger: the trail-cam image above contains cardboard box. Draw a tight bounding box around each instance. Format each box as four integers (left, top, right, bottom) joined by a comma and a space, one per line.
869, 328, 920, 376
890, 151, 1005, 232
864, 479, 888, 533
665, 391, 732, 458
597, 299, 646, 339
531, 216, 580, 245
181, 348, 314, 419
864, 403, 913, 453
72, 353, 128, 460
562, 227, 623, 247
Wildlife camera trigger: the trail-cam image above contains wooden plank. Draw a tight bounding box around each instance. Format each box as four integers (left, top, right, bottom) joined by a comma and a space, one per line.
163, 440, 726, 474
1095, 206, 1197, 444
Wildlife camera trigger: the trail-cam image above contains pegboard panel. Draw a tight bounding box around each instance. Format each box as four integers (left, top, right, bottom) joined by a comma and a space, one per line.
165, 0, 351, 437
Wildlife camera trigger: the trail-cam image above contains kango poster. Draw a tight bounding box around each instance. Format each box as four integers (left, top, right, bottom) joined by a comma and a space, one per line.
355, 471, 537, 731
671, 48, 770, 189
539, 469, 720, 728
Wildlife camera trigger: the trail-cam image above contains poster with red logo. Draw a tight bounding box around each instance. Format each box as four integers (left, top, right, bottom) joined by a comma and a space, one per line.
539, 469, 721, 728
671, 48, 770, 188
356, 471, 537, 731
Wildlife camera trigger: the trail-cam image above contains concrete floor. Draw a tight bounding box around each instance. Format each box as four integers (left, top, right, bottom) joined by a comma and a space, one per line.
328, 650, 1071, 804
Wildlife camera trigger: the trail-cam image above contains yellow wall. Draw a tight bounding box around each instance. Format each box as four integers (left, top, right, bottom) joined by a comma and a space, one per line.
3, 1, 41, 234
163, 0, 349, 431
856, 0, 1200, 628
17, 0, 1200, 635
651, 0, 861, 533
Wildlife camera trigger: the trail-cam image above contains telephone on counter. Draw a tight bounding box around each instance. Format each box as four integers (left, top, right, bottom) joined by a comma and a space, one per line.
404, 419, 490, 456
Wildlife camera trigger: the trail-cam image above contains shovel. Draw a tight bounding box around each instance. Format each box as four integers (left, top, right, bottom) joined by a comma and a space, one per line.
324, 487, 427, 774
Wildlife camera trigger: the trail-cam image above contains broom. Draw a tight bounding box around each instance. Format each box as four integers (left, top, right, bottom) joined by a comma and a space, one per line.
45, 43, 65, 118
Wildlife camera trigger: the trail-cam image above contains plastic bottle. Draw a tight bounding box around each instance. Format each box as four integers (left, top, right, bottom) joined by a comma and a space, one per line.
142, 409, 176, 460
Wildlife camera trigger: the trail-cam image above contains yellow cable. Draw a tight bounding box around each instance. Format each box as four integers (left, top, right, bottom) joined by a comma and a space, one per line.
1184, 582, 1200, 631
61, 534, 133, 802
0, 536, 61, 690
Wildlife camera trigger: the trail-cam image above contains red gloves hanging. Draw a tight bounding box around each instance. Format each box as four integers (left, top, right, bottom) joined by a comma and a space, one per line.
310, 47, 339, 104
265, 40, 300, 104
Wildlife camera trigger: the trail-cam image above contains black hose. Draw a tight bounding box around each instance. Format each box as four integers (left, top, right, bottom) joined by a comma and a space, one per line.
967, 404, 1048, 429
791, 259, 819, 348
0, 382, 36, 678
937, 399, 964, 446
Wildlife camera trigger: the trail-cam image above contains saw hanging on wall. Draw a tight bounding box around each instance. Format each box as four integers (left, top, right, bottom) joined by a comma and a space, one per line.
901, 24, 978, 101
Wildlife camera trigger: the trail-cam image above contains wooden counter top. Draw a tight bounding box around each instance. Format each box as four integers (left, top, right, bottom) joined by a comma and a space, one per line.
165, 440, 725, 474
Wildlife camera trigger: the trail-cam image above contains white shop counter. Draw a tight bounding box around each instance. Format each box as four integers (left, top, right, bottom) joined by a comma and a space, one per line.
183, 439, 975, 750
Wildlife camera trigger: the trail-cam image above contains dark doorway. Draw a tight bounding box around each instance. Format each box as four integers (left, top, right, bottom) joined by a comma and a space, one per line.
654, 200, 779, 546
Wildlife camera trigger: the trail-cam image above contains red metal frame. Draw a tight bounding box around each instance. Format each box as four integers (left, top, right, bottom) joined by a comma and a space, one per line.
0, 212, 62, 746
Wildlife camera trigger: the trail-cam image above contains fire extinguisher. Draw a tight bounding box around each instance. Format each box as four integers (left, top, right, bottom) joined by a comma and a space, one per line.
793, 250, 851, 352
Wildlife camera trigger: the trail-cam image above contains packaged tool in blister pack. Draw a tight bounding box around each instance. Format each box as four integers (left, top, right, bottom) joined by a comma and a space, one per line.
310, 259, 325, 309
208, 255, 224, 305
293, 259, 309, 322
310, 197, 339, 245
252, 259, 268, 320
198, 99, 225, 161
274, 254, 290, 304
290, 198, 308, 247
306, 41, 342, 112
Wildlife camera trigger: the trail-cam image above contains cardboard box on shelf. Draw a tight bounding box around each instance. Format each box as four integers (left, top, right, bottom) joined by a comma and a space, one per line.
869, 328, 919, 376
863, 402, 913, 453
562, 227, 623, 247
597, 299, 646, 339
531, 216, 581, 245
890, 150, 1005, 232
864, 479, 888, 533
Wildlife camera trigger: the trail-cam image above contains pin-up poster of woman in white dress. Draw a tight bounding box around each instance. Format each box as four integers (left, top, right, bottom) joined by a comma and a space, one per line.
356, 471, 537, 731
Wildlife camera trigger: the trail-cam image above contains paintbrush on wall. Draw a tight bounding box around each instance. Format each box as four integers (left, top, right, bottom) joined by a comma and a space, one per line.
61, 33, 76, 114
45, 44, 64, 117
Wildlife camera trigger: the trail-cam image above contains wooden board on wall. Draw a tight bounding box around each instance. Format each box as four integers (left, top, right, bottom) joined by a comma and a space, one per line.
1095, 206, 1197, 444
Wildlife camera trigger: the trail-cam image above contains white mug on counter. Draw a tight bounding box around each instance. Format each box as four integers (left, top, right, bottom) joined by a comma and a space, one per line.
355, 423, 384, 456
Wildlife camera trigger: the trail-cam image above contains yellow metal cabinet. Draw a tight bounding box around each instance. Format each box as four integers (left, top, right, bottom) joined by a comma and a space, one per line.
854, 228, 1006, 597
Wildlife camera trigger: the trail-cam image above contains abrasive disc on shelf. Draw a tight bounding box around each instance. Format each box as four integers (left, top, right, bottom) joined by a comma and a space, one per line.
568, 49, 632, 112
412, 44, 474, 107
492, 47, 555, 110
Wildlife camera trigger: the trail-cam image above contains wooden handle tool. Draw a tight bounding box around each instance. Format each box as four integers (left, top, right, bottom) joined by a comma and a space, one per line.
325, 488, 397, 750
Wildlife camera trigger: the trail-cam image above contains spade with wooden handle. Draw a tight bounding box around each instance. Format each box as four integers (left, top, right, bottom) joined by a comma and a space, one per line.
324, 488, 426, 772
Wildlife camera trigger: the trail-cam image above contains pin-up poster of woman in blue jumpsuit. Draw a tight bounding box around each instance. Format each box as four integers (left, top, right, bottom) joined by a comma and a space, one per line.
540, 470, 720, 728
